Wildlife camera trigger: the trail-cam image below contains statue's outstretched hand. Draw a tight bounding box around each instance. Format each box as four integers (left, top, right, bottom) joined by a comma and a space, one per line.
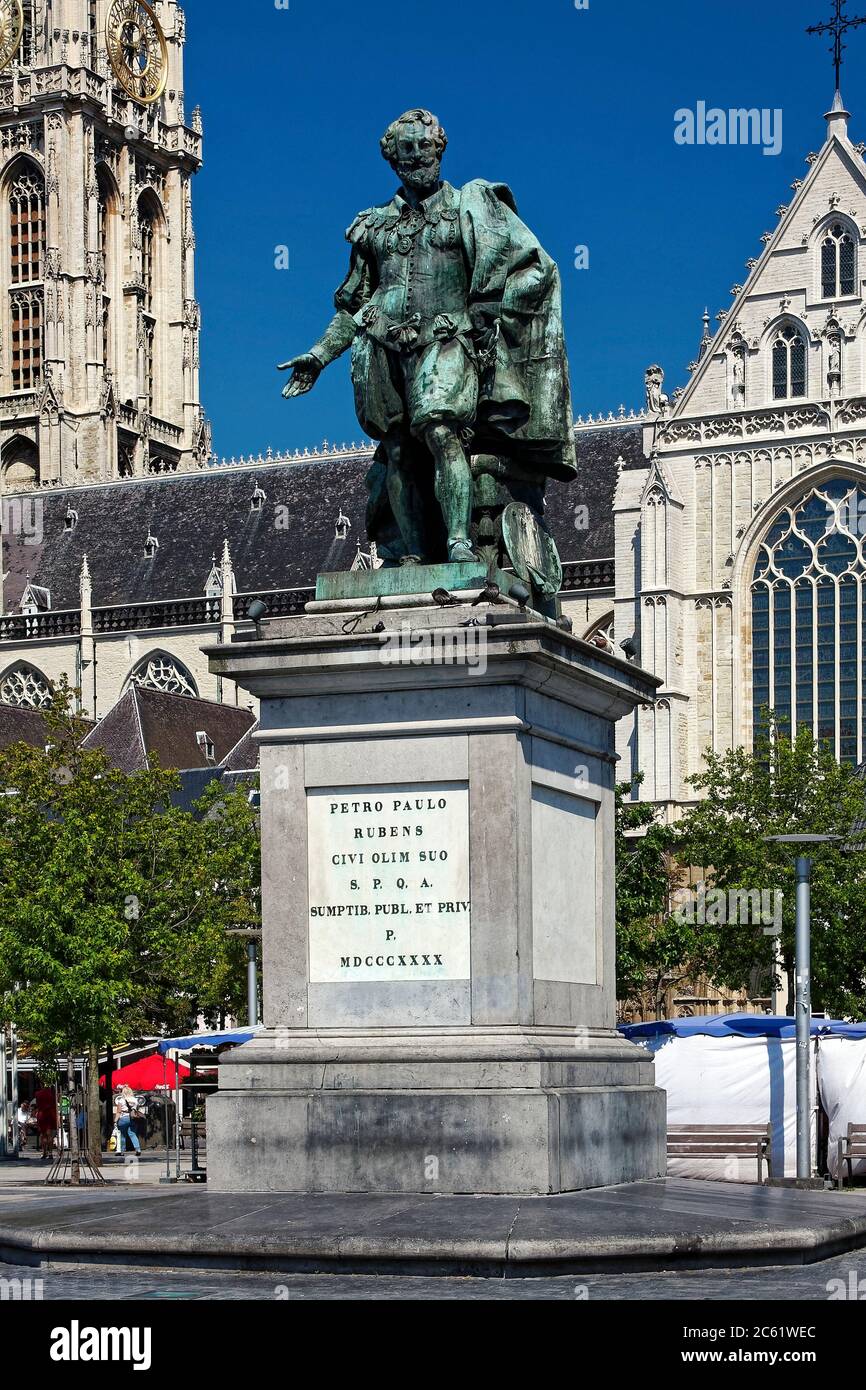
279, 354, 322, 399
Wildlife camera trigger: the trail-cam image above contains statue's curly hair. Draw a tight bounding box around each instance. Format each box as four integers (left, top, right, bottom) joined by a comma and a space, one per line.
380, 109, 448, 167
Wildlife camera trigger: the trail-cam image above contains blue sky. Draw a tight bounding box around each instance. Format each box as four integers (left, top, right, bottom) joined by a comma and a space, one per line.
186, 0, 856, 458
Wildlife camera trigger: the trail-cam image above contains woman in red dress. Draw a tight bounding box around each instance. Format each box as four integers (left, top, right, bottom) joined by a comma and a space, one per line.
33, 1082, 58, 1161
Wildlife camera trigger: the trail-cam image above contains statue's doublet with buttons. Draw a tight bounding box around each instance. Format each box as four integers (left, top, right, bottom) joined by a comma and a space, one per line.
341, 182, 473, 356
309, 178, 577, 480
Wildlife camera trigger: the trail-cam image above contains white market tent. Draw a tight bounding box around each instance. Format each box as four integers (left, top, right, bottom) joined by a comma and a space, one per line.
620, 1014, 866, 1181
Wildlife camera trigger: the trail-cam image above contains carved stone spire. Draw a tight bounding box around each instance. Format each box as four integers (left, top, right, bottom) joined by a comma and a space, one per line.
825, 87, 851, 141
220, 538, 235, 628
698, 308, 713, 361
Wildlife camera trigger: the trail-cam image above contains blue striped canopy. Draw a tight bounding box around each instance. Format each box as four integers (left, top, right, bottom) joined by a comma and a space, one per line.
157, 1029, 259, 1055
620, 1012, 866, 1041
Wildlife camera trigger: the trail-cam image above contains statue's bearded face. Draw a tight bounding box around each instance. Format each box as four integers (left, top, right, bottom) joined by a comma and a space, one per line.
392, 121, 442, 191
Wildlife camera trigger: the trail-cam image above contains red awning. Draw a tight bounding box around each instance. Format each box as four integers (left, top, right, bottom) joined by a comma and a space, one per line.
99, 1054, 190, 1091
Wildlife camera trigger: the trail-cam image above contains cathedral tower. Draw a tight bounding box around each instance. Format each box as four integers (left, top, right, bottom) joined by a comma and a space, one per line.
0, 0, 209, 489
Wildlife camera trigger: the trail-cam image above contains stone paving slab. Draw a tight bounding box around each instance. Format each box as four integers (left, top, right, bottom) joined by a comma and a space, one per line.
0, 1153, 194, 1187
2, 1250, 866, 1299
1, 1179, 866, 1276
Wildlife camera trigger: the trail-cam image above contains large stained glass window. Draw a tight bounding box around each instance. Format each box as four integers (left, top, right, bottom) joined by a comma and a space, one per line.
752, 478, 866, 763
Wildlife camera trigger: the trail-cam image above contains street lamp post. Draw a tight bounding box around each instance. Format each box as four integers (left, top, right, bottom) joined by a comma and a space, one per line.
10, 1024, 18, 1158
764, 834, 842, 1181
227, 928, 262, 1027
0, 1025, 6, 1159
794, 855, 812, 1181
247, 940, 259, 1027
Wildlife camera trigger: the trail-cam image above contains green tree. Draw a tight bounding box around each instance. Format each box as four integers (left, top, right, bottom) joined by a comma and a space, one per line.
170, 777, 261, 1028
614, 776, 705, 1018
0, 687, 259, 1171
675, 715, 866, 1018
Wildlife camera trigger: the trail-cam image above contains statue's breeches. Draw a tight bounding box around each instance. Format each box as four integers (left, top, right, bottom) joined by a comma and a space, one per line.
351, 333, 478, 440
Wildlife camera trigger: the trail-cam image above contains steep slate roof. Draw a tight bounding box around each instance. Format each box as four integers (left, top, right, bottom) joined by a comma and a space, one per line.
0, 703, 54, 753
81, 686, 256, 774
221, 722, 259, 773
546, 423, 644, 558
0, 704, 96, 753
1, 424, 638, 611
2, 455, 369, 612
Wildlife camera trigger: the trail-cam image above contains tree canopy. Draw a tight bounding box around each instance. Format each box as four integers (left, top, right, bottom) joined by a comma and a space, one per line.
675, 716, 866, 1019
615, 719, 866, 1020
0, 686, 259, 1061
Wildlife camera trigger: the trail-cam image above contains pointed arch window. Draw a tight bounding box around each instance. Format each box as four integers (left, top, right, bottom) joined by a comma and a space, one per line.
752, 478, 866, 765
118, 437, 135, 478
16, 2, 36, 68
98, 168, 114, 282
772, 324, 807, 401
138, 198, 158, 411
129, 653, 198, 699
8, 163, 45, 392
10, 167, 44, 286
97, 167, 116, 372
1, 435, 38, 488
139, 202, 156, 313
821, 222, 857, 299
89, 0, 99, 66
0, 663, 52, 709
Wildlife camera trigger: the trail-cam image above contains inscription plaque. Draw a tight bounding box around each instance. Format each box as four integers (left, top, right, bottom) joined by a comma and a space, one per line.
307, 782, 471, 983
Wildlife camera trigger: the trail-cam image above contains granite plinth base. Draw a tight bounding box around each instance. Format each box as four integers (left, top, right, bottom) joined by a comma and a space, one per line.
206, 1029, 666, 1195
205, 600, 665, 1196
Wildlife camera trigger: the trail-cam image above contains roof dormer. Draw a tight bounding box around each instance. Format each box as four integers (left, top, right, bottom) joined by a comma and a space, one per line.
20, 582, 50, 615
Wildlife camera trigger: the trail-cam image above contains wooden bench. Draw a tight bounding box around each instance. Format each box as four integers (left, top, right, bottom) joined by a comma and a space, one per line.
180, 1119, 207, 1149
836, 1124, 866, 1189
179, 1117, 207, 1139
668, 1124, 773, 1184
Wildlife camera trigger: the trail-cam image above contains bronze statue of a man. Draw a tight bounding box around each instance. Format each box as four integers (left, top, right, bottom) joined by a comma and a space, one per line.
280, 109, 576, 567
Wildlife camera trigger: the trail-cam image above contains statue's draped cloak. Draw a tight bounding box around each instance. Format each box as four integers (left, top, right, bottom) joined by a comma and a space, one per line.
457, 180, 577, 482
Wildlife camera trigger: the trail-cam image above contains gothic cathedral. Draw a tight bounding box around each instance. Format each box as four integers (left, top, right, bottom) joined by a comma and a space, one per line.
0, 0, 209, 491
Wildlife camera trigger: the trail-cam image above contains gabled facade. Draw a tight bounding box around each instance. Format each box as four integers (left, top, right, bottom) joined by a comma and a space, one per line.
0, 1, 209, 491
617, 93, 866, 813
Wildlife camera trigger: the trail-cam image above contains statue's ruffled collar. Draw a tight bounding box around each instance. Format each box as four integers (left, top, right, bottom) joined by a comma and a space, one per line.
393, 180, 454, 213
365, 182, 459, 231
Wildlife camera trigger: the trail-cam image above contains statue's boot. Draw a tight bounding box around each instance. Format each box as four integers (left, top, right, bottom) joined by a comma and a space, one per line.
426, 423, 475, 565
384, 436, 426, 561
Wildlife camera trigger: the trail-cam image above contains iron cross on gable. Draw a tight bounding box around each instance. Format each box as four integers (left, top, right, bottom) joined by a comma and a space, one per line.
808, 1, 866, 92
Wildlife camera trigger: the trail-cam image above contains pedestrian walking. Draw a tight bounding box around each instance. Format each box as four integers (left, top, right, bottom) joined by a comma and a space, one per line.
15, 1100, 33, 1150
113, 1086, 141, 1156
33, 1081, 57, 1162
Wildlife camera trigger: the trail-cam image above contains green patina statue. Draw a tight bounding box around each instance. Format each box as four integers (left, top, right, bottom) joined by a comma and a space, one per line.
280, 109, 576, 589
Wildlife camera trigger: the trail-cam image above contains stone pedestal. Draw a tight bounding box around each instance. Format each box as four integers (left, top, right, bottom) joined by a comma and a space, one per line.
205, 588, 665, 1194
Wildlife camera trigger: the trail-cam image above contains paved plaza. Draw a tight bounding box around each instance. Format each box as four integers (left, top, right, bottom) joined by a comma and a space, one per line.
2, 1178, 866, 1284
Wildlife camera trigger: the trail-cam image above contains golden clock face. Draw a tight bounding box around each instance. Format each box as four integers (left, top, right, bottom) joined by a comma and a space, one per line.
106, 0, 168, 105
0, 1, 23, 73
